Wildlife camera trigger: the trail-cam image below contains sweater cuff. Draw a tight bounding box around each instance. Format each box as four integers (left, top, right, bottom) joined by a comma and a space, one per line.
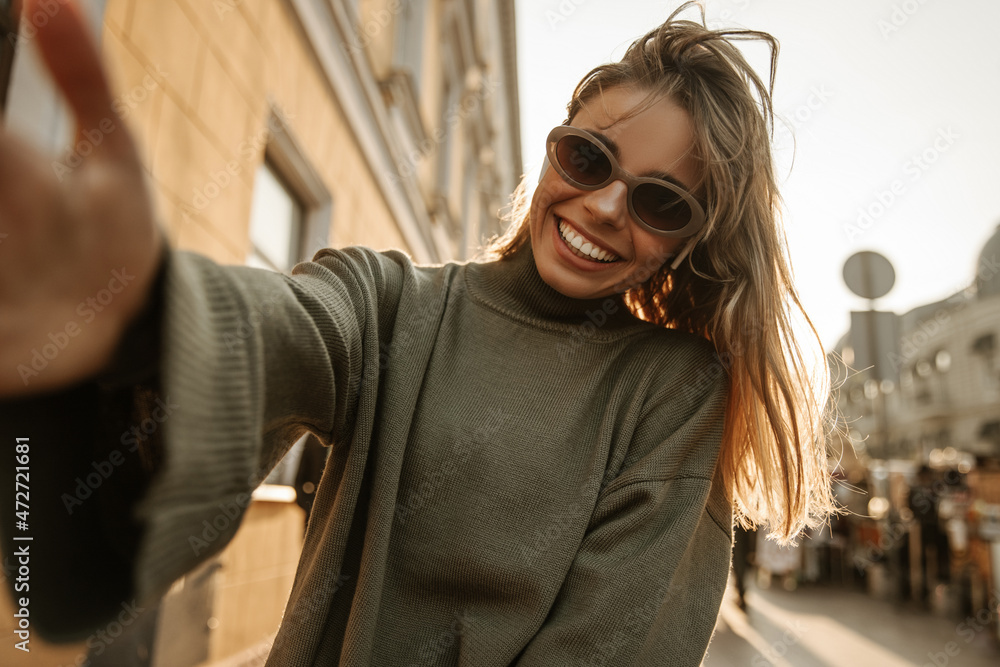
0, 246, 169, 641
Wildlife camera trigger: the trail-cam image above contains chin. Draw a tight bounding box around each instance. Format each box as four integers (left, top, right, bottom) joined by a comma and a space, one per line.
538, 265, 610, 300
530, 212, 619, 300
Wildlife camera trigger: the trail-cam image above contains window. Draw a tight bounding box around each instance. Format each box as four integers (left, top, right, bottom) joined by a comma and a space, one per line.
972, 333, 995, 356
246, 106, 333, 271
246, 159, 304, 273
971, 331, 999, 395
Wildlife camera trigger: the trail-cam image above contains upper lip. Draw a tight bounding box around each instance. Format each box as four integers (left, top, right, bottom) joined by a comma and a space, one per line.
556, 215, 622, 258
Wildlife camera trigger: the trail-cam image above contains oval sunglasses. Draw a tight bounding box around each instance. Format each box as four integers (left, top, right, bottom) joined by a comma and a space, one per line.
543, 125, 706, 269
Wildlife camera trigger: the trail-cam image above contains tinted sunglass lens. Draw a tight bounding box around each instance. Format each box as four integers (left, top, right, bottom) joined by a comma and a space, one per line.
556, 135, 612, 186
633, 182, 692, 231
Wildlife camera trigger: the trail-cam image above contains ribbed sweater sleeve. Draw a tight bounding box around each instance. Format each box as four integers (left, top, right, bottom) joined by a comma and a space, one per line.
134, 245, 403, 604
513, 354, 731, 666
0, 244, 403, 641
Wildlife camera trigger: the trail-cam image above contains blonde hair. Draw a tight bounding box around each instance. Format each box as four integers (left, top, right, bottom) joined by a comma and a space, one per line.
484, 2, 838, 542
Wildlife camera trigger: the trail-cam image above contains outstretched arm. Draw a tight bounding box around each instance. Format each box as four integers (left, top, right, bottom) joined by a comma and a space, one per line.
0, 1, 404, 642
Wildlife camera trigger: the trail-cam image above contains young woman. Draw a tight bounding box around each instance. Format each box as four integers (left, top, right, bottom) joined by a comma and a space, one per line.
0, 1, 836, 664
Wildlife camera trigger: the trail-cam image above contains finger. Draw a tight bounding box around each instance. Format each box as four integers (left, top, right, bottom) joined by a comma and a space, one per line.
29, 0, 133, 159
0, 129, 56, 216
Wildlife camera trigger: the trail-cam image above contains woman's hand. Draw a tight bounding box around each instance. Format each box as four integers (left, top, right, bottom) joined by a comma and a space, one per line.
0, 0, 164, 398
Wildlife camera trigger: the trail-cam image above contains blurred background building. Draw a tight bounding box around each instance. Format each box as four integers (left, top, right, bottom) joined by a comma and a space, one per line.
832, 229, 1000, 462
821, 226, 1000, 639
0, 0, 521, 665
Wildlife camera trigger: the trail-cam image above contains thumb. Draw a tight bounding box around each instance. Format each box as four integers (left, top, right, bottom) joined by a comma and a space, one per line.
29, 0, 133, 159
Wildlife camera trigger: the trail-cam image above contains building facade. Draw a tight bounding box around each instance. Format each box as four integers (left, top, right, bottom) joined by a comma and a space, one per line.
0, 0, 521, 664
833, 225, 1000, 463
828, 225, 1000, 617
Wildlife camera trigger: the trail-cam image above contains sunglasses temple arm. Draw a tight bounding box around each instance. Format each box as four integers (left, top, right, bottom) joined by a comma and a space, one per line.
669, 234, 697, 271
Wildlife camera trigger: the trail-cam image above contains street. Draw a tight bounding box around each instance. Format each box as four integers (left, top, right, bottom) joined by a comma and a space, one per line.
703, 578, 1000, 667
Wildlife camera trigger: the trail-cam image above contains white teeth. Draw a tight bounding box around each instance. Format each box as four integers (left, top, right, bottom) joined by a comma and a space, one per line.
557, 219, 620, 262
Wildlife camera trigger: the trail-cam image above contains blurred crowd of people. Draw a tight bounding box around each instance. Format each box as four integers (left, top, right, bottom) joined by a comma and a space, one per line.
729, 456, 1000, 644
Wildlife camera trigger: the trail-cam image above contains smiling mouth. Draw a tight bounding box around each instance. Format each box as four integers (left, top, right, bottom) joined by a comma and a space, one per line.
557, 218, 621, 263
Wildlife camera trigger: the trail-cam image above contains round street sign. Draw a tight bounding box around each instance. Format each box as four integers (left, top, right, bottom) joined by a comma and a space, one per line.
843, 251, 895, 300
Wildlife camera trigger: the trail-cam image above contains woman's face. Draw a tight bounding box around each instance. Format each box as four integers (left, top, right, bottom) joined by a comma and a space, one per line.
529, 85, 702, 300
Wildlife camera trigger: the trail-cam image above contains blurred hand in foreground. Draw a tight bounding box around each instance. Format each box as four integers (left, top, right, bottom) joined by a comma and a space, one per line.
0, 0, 164, 398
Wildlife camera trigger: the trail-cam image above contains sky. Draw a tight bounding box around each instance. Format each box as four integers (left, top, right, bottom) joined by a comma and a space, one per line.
513, 0, 1000, 350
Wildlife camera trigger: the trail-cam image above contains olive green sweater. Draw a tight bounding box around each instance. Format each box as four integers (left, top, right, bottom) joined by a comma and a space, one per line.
1, 241, 732, 665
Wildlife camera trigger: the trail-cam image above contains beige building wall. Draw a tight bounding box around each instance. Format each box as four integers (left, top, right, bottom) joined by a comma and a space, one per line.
359, 0, 522, 259
100, 0, 405, 264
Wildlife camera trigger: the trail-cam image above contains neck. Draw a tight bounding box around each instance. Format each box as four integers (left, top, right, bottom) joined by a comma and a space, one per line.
465, 241, 642, 332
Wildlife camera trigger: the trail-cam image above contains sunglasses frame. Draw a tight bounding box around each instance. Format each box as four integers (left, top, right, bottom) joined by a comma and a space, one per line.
545, 125, 706, 239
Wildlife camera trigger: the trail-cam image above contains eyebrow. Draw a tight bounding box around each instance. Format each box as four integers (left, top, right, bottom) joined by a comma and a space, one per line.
588, 130, 692, 192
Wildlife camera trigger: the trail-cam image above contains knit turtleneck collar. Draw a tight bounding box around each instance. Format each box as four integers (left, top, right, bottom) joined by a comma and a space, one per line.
463, 240, 645, 335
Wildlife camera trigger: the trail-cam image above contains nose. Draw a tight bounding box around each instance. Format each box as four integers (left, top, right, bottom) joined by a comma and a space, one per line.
581, 179, 629, 229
